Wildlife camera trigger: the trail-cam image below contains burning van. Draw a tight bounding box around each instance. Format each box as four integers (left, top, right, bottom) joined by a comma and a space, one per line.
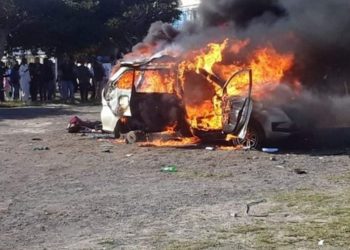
101, 53, 296, 148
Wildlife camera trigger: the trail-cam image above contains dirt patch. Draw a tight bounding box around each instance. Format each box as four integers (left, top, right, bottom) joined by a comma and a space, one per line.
0, 104, 349, 249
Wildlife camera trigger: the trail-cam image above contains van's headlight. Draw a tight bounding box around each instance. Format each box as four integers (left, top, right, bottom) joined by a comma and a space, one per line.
119, 95, 130, 109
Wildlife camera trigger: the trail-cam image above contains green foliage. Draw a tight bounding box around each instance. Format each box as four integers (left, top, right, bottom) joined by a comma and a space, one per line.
1, 0, 181, 56
0, 0, 16, 29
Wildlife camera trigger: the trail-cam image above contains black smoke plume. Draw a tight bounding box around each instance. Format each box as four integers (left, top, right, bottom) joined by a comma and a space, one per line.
128, 0, 350, 128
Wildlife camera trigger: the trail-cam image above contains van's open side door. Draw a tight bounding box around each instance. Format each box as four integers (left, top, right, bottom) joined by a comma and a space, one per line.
221, 69, 253, 139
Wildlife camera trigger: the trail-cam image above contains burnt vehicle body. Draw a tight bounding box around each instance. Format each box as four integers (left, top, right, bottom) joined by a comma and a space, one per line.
101, 56, 191, 140
101, 56, 296, 148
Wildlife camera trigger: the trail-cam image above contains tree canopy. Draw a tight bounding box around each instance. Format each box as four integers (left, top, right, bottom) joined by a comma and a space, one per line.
0, 0, 181, 58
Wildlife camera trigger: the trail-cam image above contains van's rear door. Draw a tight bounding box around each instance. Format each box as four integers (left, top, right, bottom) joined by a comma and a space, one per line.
221, 69, 253, 139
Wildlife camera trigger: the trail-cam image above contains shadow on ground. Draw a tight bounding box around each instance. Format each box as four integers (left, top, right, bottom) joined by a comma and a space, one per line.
0, 106, 86, 121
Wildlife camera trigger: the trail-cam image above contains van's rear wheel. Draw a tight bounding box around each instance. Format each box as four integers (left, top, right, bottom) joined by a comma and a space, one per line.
114, 119, 130, 139
114, 123, 120, 139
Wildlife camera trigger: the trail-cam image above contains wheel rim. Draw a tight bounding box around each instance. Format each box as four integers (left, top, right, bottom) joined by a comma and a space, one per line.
234, 130, 259, 149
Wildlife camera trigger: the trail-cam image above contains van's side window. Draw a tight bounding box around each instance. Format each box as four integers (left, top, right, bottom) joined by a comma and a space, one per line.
135, 69, 175, 93
115, 70, 134, 89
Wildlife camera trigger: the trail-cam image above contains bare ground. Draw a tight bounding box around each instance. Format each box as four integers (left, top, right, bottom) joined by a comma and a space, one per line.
0, 104, 350, 250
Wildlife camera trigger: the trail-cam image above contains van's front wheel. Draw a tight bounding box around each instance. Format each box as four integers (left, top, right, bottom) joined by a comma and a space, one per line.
233, 123, 265, 149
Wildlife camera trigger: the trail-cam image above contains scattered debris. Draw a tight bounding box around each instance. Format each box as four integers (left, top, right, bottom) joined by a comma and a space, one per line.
230, 212, 238, 218
33, 146, 50, 151
161, 165, 178, 173
318, 240, 324, 246
294, 168, 308, 175
270, 156, 277, 161
246, 199, 267, 215
102, 149, 111, 153
262, 148, 279, 153
250, 214, 269, 218
276, 165, 285, 169
31, 138, 42, 141
126, 154, 133, 157
67, 116, 102, 133
205, 146, 215, 151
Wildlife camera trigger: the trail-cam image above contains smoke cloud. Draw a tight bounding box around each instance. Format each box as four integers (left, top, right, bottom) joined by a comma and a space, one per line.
128, 0, 350, 128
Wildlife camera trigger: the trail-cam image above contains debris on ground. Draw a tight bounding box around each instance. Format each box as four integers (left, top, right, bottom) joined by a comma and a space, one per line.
67, 116, 102, 133
33, 146, 50, 151
276, 165, 285, 169
205, 146, 215, 151
246, 199, 267, 215
161, 165, 178, 173
294, 168, 308, 175
262, 148, 279, 153
269, 156, 277, 161
31, 138, 42, 141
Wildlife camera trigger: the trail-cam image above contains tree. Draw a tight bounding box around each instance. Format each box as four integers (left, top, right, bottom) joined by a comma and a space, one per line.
0, 0, 16, 58
0, 0, 180, 58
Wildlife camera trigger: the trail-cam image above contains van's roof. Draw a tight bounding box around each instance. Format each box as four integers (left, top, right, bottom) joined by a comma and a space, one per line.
120, 51, 176, 67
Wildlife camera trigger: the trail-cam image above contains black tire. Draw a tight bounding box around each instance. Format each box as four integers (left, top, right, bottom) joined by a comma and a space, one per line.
234, 122, 265, 149
114, 122, 121, 139
114, 119, 132, 139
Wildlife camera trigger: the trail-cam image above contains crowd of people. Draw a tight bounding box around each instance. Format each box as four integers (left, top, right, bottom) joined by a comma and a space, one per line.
0, 56, 113, 104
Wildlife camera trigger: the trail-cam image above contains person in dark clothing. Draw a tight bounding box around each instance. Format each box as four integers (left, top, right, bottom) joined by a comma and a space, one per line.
42, 58, 55, 101
0, 62, 6, 102
92, 59, 105, 101
29, 59, 43, 102
59, 57, 76, 103
10, 62, 20, 100
76, 60, 92, 103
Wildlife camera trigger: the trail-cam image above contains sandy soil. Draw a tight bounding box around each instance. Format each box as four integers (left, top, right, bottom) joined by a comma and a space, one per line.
0, 104, 350, 249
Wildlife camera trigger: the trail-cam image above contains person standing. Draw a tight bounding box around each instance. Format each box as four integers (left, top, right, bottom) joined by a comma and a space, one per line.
19, 58, 31, 103
59, 57, 76, 103
42, 58, 55, 101
29, 58, 43, 102
76, 60, 92, 103
92, 58, 105, 101
10, 62, 20, 100
0, 62, 5, 102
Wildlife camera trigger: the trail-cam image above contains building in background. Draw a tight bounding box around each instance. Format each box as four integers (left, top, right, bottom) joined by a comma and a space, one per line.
175, 0, 200, 27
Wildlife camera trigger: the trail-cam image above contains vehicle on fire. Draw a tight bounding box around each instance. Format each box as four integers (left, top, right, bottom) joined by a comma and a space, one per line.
101, 55, 296, 148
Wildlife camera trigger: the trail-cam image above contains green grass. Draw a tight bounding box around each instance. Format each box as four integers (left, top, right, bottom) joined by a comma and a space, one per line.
0, 101, 27, 108
166, 239, 221, 250
177, 170, 234, 180
229, 189, 350, 248
97, 238, 118, 249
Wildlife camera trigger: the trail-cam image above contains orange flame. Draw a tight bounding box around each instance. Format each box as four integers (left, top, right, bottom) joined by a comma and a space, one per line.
115, 37, 295, 140
139, 136, 200, 147
178, 39, 294, 131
